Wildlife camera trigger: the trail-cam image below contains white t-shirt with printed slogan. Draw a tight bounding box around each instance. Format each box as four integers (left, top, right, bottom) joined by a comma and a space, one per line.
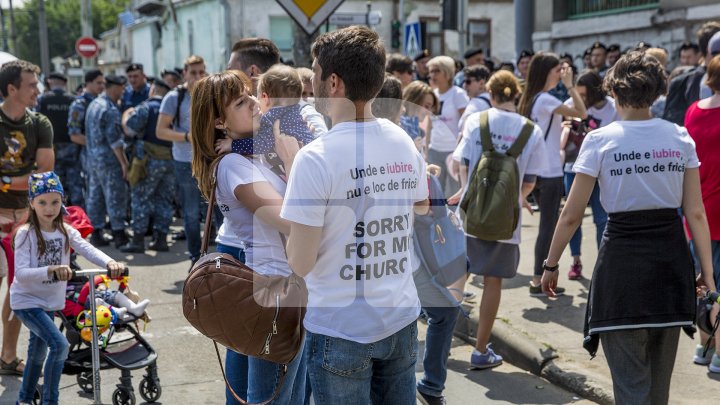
281, 118, 428, 344
573, 118, 699, 213
454, 109, 548, 244
216, 153, 289, 277
531, 92, 564, 177
563, 96, 619, 172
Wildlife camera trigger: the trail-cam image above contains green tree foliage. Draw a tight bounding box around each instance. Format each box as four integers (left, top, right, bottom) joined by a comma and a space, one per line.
11, 0, 131, 65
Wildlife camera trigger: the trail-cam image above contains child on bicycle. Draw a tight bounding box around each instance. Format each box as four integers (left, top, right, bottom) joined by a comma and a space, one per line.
10, 171, 123, 405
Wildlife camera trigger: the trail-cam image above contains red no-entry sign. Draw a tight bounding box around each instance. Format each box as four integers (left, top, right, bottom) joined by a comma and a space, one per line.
76, 37, 99, 59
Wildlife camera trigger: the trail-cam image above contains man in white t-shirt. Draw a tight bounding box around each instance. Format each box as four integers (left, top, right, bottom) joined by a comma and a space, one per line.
281, 26, 429, 404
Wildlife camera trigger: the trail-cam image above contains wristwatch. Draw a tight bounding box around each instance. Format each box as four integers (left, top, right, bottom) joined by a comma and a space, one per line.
1, 176, 11, 193
542, 259, 559, 272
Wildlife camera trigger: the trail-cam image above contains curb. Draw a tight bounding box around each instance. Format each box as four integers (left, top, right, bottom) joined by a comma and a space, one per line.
453, 304, 615, 404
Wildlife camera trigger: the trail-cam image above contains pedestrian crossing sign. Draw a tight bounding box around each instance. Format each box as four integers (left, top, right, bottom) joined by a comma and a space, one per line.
276, 0, 346, 35
405, 22, 422, 57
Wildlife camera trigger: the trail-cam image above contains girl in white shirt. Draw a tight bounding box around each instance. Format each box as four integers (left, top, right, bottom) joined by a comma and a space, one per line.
517, 52, 587, 296
190, 71, 306, 405
11, 171, 123, 405
542, 51, 716, 404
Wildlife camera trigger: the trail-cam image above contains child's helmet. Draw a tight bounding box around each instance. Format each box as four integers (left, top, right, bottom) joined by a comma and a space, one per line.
76, 305, 113, 341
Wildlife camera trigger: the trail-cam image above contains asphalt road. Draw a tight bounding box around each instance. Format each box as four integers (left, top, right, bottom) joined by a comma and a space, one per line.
0, 225, 594, 404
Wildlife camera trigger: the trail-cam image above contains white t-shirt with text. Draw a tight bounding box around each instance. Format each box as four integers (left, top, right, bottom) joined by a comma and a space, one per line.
430, 86, 469, 152
216, 153, 290, 276
454, 109, 548, 244
281, 119, 428, 344
531, 92, 564, 177
573, 119, 699, 213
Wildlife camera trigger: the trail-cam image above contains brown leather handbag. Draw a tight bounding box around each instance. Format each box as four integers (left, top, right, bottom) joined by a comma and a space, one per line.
182, 172, 307, 404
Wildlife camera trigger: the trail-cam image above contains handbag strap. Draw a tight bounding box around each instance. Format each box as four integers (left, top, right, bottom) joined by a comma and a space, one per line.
213, 341, 288, 405
200, 173, 217, 256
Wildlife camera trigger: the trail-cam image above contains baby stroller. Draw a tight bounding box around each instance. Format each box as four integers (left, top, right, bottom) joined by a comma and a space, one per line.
2, 207, 161, 405
58, 268, 160, 405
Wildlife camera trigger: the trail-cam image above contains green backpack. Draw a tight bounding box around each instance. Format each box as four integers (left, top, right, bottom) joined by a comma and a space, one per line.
460, 111, 535, 241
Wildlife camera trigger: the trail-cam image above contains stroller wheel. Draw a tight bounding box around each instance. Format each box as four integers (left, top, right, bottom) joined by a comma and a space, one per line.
77, 371, 94, 393
139, 377, 162, 402
112, 388, 136, 405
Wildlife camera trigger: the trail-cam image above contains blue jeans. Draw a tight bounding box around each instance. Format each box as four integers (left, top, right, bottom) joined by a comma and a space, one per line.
14, 308, 70, 405
174, 161, 202, 260
217, 244, 307, 404
417, 306, 460, 398
564, 172, 608, 256
305, 322, 418, 405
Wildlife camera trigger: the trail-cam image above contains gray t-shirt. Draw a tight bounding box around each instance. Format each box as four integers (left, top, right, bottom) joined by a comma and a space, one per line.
159, 88, 192, 162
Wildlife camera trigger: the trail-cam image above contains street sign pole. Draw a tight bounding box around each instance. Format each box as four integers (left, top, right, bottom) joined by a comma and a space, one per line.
38, 0, 50, 76
80, 0, 93, 69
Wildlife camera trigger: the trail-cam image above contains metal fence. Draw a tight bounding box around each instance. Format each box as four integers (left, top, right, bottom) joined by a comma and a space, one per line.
567, 0, 659, 19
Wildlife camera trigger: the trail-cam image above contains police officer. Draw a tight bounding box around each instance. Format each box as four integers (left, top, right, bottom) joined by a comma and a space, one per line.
121, 63, 150, 112
119, 78, 175, 253
160, 69, 182, 90
36, 72, 83, 207
68, 69, 105, 213
85, 74, 129, 248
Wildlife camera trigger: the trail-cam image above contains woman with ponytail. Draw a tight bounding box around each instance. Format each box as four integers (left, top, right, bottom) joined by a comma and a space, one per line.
452, 70, 548, 369
517, 52, 587, 297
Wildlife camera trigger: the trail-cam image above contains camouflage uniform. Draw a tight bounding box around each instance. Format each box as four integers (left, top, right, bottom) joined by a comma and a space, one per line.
124, 96, 175, 236
67, 92, 96, 203
121, 83, 150, 112
84, 94, 127, 231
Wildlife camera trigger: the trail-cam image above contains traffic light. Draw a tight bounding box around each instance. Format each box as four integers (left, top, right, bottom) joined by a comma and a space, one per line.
442, 0, 459, 31
391, 20, 401, 49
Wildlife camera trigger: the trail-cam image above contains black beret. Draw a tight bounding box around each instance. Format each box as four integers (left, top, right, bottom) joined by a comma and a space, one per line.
590, 42, 607, 51
149, 77, 171, 91
463, 48, 483, 60
48, 72, 67, 82
413, 49, 430, 62
161, 69, 182, 79
105, 74, 127, 86
126, 63, 144, 73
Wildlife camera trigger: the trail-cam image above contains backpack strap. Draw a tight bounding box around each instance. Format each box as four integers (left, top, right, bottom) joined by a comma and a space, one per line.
506, 119, 535, 158
530, 93, 554, 140
173, 86, 187, 128
478, 111, 494, 152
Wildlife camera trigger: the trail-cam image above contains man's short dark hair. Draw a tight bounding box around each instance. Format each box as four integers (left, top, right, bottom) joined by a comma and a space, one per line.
698, 22, 720, 56
604, 51, 667, 109
372, 74, 403, 120
84, 69, 103, 84
231, 38, 280, 72
678, 41, 700, 56
608, 44, 621, 53
311, 25, 386, 102
0, 60, 40, 97
463, 64, 491, 82
386, 53, 413, 75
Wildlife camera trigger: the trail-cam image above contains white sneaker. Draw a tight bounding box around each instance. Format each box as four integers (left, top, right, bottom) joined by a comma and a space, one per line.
693, 344, 715, 365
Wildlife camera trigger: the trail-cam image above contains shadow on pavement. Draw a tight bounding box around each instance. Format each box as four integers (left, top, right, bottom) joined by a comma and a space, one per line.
447, 358, 571, 404
521, 295, 586, 334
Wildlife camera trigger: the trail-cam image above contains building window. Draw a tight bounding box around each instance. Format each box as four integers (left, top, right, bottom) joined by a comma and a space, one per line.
567, 0, 659, 20
270, 16, 294, 59
468, 19, 491, 57
420, 17, 444, 56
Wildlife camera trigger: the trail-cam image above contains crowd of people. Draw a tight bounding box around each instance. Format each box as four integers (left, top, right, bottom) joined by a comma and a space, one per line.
0, 17, 718, 405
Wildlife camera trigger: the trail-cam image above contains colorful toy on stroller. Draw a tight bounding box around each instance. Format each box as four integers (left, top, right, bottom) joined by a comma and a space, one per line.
2, 207, 161, 405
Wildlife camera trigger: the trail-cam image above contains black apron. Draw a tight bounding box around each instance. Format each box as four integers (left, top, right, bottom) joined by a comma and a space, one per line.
583, 208, 696, 356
